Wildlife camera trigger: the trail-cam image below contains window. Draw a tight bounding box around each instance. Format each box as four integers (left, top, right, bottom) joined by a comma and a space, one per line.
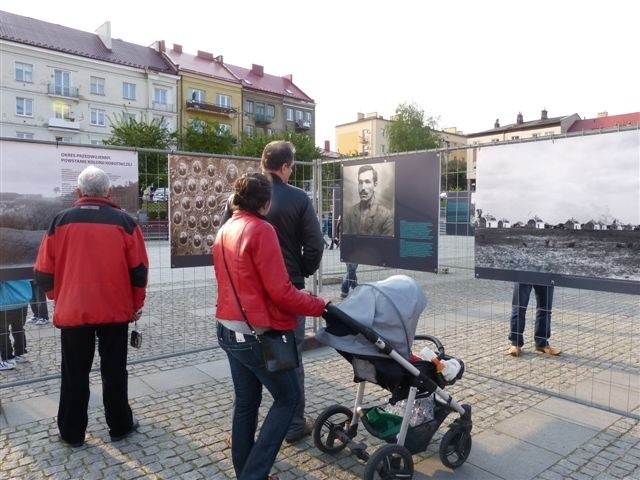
219, 123, 231, 133
381, 128, 386, 138
123, 82, 136, 100
244, 125, 254, 136
245, 100, 254, 114
16, 97, 33, 116
15, 62, 33, 82
54, 69, 71, 96
511, 135, 520, 140
189, 88, 205, 102
189, 118, 206, 133
380, 144, 385, 153
153, 116, 170, 129
256, 103, 265, 116
154, 87, 168, 105
266, 128, 273, 136
286, 108, 294, 121
267, 104, 275, 118
54, 103, 72, 120
124, 113, 136, 122
295, 110, 303, 121
90, 108, 106, 126
90, 139, 102, 145
90, 77, 105, 95
216, 94, 231, 108
55, 136, 72, 143
16, 132, 34, 139
304, 111, 312, 122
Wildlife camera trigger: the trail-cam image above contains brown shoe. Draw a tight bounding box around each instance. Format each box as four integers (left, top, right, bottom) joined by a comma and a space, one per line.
285, 416, 314, 444
508, 345, 522, 357
535, 345, 561, 356
225, 433, 232, 449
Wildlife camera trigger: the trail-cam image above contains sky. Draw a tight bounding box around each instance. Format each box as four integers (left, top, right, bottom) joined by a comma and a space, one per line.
2, 0, 640, 150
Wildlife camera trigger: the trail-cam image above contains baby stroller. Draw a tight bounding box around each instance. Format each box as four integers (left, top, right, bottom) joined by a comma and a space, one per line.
314, 275, 472, 480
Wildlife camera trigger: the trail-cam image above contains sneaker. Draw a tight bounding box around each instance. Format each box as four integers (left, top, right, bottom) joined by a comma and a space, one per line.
26, 316, 39, 324
35, 318, 50, 326
11, 355, 28, 363
340, 292, 348, 299
0, 360, 16, 370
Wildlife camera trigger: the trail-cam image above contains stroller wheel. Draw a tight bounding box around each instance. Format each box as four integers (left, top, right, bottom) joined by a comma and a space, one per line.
439, 427, 472, 469
313, 405, 354, 454
364, 444, 413, 480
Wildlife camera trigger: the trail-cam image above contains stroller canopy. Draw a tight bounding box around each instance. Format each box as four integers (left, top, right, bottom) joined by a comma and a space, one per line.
317, 274, 427, 359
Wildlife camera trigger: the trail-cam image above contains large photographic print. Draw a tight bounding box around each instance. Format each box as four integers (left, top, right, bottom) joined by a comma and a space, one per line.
0, 140, 139, 280
474, 129, 640, 294
169, 154, 260, 268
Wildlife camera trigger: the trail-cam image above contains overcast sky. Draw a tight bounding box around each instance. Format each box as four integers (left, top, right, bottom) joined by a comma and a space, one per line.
3, 0, 639, 150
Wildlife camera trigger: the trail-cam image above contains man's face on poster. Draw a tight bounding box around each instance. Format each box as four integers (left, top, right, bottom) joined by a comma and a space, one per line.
358, 170, 376, 203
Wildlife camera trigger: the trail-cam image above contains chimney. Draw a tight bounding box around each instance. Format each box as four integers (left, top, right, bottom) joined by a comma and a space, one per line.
283, 74, 293, 82
214, 55, 223, 63
494, 118, 500, 128
516, 112, 524, 124
95, 21, 112, 51
324, 140, 330, 152
541, 109, 548, 120
197, 50, 214, 61
357, 112, 364, 120
172, 44, 182, 53
251, 64, 264, 76
597, 111, 609, 118
157, 40, 166, 53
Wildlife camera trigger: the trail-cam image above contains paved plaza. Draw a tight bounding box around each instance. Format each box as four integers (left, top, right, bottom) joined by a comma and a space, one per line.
1, 239, 639, 479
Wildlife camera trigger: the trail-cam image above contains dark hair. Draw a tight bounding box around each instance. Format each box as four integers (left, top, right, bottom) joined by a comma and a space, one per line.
358, 164, 378, 183
231, 173, 272, 213
261, 140, 295, 171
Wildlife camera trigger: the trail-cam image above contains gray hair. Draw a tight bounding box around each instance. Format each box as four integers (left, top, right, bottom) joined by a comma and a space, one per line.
77, 165, 111, 197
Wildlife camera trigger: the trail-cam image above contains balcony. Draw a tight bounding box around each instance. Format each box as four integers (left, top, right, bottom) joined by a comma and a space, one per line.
186, 100, 236, 116
295, 119, 312, 130
358, 135, 370, 144
254, 113, 274, 125
48, 117, 80, 131
47, 83, 80, 99
153, 102, 175, 112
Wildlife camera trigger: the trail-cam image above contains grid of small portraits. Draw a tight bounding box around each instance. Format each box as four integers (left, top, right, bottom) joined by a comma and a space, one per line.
169, 154, 259, 258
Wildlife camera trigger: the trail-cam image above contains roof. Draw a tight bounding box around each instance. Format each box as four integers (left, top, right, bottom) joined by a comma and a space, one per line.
224, 63, 314, 103
162, 48, 240, 83
0, 10, 176, 74
567, 112, 640, 132
467, 115, 567, 137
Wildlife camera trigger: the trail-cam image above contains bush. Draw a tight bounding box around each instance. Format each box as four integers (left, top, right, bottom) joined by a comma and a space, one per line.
148, 211, 159, 220
158, 210, 167, 220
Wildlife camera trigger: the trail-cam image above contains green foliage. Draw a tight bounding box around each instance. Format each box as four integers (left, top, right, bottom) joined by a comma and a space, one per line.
234, 131, 321, 161
387, 102, 441, 153
104, 112, 175, 190
177, 119, 236, 155
441, 157, 467, 191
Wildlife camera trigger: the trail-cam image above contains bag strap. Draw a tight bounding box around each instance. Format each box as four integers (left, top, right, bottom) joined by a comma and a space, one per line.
220, 231, 258, 337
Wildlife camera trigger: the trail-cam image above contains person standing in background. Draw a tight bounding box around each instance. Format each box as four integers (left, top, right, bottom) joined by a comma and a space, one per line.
0, 279, 32, 370
508, 283, 561, 357
27, 280, 50, 325
34, 165, 149, 447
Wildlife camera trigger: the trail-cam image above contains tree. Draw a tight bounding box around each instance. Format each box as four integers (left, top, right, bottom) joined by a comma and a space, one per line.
387, 102, 441, 153
177, 119, 235, 155
441, 157, 467, 191
103, 113, 175, 190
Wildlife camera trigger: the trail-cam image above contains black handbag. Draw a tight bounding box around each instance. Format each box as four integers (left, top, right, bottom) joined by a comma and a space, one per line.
220, 232, 299, 373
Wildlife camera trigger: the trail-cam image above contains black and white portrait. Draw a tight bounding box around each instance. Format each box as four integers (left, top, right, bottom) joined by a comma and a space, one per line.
343, 161, 395, 237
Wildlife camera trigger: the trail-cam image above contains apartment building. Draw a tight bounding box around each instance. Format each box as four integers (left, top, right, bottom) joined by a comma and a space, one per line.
335, 112, 392, 156
0, 10, 179, 144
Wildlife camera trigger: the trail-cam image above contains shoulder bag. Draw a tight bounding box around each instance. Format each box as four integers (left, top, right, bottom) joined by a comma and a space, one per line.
220, 232, 299, 373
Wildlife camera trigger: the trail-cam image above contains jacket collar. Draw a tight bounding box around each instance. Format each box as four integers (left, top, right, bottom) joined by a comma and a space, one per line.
73, 196, 121, 209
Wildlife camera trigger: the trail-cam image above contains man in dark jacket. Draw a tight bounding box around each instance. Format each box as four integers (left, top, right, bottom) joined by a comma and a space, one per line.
260, 140, 324, 442
34, 165, 149, 447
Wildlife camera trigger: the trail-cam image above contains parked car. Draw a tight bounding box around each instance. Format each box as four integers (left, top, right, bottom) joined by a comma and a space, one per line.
152, 187, 169, 202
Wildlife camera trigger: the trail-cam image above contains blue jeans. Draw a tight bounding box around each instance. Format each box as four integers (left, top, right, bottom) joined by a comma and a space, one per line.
509, 283, 554, 348
217, 323, 300, 480
341, 263, 359, 295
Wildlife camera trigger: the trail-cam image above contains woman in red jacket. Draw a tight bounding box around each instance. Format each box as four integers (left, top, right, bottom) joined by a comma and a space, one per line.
214, 173, 329, 480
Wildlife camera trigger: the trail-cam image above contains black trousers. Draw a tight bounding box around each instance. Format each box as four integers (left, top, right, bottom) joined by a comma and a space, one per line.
58, 323, 133, 443
30, 280, 49, 319
0, 307, 27, 361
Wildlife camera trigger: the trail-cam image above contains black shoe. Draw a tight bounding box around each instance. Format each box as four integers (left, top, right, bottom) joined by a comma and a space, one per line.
110, 418, 139, 442
59, 434, 84, 448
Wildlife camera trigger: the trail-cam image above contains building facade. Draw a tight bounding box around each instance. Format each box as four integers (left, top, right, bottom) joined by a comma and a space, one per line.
0, 11, 179, 144
335, 112, 392, 156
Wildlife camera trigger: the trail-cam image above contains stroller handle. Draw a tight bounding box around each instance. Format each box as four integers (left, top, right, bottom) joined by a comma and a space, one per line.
414, 334, 446, 356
